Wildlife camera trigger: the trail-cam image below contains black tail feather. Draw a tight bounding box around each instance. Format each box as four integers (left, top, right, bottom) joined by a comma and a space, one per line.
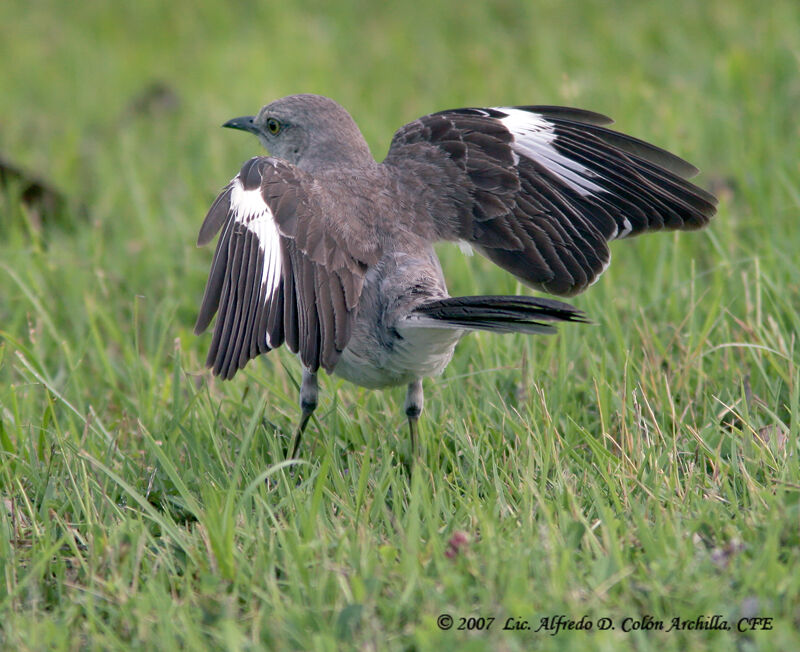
409, 295, 587, 334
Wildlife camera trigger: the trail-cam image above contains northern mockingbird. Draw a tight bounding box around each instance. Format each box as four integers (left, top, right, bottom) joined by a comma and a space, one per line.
194, 94, 716, 456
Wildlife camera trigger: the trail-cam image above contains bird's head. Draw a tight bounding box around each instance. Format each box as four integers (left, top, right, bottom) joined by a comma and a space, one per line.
223, 94, 374, 172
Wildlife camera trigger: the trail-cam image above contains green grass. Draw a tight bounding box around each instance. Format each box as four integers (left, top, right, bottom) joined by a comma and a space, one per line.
1, 0, 799, 649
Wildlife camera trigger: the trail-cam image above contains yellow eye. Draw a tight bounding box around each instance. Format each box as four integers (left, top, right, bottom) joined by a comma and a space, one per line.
266, 118, 281, 135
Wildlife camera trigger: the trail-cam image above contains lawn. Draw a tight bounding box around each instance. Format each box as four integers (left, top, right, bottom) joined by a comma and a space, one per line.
1, 1, 799, 650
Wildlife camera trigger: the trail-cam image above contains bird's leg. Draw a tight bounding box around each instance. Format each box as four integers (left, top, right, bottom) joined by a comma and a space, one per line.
404, 379, 424, 458
289, 368, 318, 458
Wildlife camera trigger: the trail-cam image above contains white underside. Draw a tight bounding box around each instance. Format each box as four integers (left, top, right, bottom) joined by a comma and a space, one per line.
333, 322, 461, 389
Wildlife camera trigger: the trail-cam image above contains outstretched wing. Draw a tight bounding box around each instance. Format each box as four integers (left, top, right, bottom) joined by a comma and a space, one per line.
194, 157, 378, 379
384, 105, 717, 296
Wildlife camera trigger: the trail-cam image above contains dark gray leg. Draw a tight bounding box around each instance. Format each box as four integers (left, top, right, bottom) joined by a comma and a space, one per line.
289, 368, 318, 458
404, 379, 424, 457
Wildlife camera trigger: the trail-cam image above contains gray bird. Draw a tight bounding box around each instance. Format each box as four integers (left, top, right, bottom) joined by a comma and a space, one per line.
194, 94, 716, 457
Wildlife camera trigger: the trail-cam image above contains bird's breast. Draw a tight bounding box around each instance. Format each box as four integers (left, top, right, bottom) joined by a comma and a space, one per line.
330, 247, 458, 388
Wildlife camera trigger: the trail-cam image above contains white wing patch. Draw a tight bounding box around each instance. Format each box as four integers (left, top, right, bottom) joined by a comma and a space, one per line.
457, 239, 474, 256
496, 108, 604, 198
617, 217, 633, 239
229, 177, 283, 346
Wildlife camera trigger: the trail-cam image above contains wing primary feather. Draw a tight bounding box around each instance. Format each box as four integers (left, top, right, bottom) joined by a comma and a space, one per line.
315, 266, 338, 372
265, 281, 285, 353
551, 131, 703, 230
197, 185, 233, 246
550, 118, 700, 178
217, 228, 247, 379
236, 230, 262, 370
209, 233, 242, 375
251, 244, 270, 358
194, 217, 233, 334
330, 273, 350, 352
514, 105, 614, 127
282, 250, 300, 353
299, 257, 321, 371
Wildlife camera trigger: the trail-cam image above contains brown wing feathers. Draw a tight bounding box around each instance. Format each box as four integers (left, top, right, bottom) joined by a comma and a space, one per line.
386, 106, 716, 296
195, 157, 373, 378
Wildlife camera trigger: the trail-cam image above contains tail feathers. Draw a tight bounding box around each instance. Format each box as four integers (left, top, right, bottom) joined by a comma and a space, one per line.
407, 295, 587, 335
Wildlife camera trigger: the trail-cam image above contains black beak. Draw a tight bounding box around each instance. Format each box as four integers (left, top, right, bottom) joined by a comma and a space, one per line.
222, 115, 259, 134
